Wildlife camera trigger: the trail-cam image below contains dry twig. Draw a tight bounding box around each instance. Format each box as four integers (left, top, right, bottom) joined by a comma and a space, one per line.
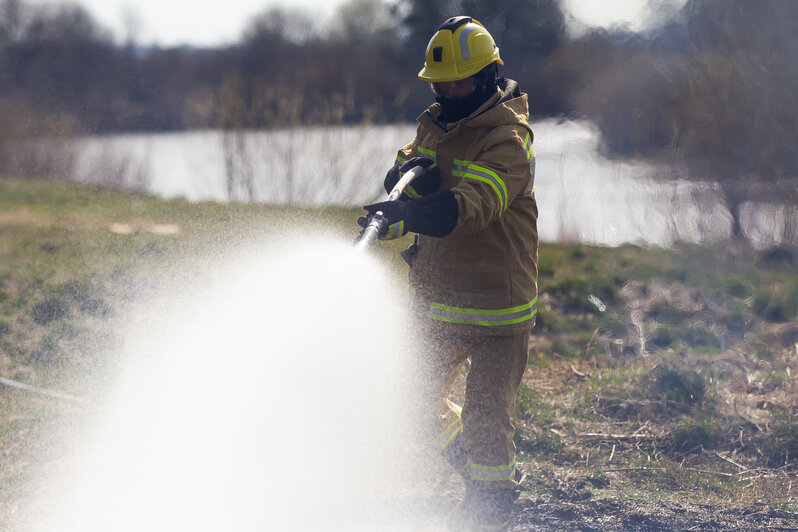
584, 326, 600, 355
680, 467, 737, 478
579, 432, 657, 441
673, 444, 704, 461
604, 467, 664, 472
709, 449, 749, 472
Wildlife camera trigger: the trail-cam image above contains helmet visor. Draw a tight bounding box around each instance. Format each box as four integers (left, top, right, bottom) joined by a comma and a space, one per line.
430, 77, 476, 101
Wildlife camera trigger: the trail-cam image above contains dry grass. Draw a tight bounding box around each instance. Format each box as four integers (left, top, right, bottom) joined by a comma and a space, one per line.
1, 176, 796, 529
512, 240, 798, 512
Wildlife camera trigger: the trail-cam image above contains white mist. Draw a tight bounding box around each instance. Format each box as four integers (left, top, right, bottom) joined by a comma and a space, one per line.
37, 236, 442, 531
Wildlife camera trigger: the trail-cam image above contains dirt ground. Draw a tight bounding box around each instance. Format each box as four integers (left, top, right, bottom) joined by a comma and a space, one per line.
510, 496, 798, 531
384, 491, 798, 531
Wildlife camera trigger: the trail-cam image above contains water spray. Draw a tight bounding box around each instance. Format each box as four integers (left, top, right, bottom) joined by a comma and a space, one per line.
19, 165, 441, 531
353, 165, 424, 252
24, 235, 446, 532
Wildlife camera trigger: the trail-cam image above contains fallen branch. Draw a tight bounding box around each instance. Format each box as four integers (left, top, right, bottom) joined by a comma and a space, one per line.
606, 466, 738, 479
738, 472, 768, 482
709, 449, 749, 472
775, 460, 798, 472
0, 376, 86, 404
579, 432, 658, 441
672, 444, 703, 461
679, 467, 737, 478
604, 467, 664, 473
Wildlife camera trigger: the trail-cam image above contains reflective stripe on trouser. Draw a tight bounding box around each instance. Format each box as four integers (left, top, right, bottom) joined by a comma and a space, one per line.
466, 459, 516, 483
428, 298, 537, 327
433, 398, 463, 451
418, 331, 530, 491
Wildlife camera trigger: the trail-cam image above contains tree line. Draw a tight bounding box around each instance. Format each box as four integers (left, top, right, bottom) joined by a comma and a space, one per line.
0, 0, 571, 133
1, 0, 796, 239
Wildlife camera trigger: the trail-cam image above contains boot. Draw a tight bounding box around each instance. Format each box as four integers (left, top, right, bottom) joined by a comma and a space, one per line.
442, 436, 526, 489
441, 432, 468, 478
445, 484, 519, 532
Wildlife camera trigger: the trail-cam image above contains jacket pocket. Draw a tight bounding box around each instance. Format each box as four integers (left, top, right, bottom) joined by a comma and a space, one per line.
436, 254, 508, 297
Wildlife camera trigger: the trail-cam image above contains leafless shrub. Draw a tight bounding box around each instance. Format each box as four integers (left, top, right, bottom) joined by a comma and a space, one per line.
75, 142, 150, 191
1, 137, 76, 181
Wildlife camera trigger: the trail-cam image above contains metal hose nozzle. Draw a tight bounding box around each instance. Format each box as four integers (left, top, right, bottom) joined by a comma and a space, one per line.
353, 165, 425, 252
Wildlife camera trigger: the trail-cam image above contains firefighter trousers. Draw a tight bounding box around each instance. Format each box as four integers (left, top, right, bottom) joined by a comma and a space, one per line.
417, 331, 530, 490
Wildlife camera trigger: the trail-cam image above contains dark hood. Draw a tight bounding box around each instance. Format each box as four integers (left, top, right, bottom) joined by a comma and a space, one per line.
430, 77, 524, 129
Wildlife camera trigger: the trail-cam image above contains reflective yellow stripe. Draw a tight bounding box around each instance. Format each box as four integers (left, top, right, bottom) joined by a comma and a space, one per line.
523, 132, 533, 161
434, 417, 460, 444
429, 298, 537, 326
452, 158, 470, 177
405, 185, 422, 198
434, 416, 463, 451
463, 163, 508, 214
384, 220, 404, 240
417, 146, 437, 161
525, 158, 536, 195
398, 148, 436, 197
467, 459, 516, 482
432, 399, 462, 451
452, 159, 508, 214
441, 423, 463, 450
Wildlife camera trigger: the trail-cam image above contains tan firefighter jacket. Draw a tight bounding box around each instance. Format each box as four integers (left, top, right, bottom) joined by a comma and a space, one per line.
397, 79, 539, 337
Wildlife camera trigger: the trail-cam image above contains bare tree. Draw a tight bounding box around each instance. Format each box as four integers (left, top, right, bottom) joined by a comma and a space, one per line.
0, 0, 25, 43
565, 0, 798, 243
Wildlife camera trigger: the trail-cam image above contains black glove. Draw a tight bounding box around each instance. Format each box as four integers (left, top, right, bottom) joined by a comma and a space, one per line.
356, 203, 409, 240
383, 157, 442, 199
362, 190, 458, 239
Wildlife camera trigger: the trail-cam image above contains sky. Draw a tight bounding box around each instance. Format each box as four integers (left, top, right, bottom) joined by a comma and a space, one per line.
25, 0, 681, 47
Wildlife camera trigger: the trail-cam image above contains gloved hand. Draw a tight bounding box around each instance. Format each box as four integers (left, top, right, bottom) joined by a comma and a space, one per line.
384, 156, 442, 199
356, 208, 408, 240
362, 190, 458, 239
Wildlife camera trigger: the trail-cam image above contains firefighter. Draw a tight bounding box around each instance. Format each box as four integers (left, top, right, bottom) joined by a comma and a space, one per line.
360, 16, 538, 531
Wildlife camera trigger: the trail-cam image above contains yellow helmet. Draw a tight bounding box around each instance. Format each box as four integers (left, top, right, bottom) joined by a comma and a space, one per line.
418, 16, 503, 83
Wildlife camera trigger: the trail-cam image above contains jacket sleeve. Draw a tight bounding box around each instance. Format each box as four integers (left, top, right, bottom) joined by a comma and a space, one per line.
396, 120, 434, 165
396, 141, 417, 165
450, 125, 534, 233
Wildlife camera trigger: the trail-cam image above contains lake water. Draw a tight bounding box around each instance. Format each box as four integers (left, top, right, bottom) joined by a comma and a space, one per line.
68, 120, 794, 248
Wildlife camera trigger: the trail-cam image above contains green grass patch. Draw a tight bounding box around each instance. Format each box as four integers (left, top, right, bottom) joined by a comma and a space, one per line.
753, 282, 798, 322
758, 414, 798, 465
3, 176, 798, 520
664, 417, 723, 454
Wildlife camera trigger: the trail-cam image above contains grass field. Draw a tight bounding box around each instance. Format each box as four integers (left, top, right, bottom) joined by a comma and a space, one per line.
1, 176, 797, 530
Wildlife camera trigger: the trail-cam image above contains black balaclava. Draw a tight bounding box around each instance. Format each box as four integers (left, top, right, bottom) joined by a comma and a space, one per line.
435, 63, 499, 123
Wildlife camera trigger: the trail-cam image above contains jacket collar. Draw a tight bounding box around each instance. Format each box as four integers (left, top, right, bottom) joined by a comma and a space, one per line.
418, 78, 528, 137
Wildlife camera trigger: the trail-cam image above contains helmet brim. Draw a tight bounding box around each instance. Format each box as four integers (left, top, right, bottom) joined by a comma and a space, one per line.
418, 58, 503, 83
